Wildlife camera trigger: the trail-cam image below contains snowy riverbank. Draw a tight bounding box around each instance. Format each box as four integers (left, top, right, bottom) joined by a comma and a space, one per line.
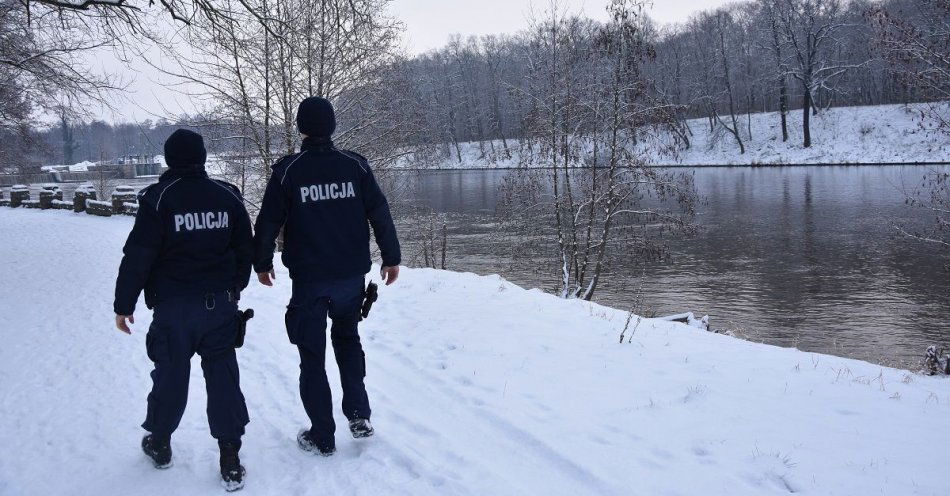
404, 102, 950, 169
1, 208, 948, 495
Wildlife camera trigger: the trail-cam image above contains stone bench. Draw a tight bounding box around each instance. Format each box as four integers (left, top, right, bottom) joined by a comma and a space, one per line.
86, 199, 113, 217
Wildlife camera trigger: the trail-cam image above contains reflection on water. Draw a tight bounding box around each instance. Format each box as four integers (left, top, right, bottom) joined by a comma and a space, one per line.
403, 166, 950, 367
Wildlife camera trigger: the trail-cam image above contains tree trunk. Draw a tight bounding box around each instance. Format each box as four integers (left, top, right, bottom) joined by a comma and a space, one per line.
779, 77, 789, 142
802, 88, 812, 148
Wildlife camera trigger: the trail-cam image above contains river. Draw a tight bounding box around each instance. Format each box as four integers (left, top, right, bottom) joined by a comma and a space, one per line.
401, 165, 949, 367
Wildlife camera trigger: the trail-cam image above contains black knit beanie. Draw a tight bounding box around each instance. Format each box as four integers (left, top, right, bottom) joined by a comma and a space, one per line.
296, 97, 337, 137
164, 129, 207, 169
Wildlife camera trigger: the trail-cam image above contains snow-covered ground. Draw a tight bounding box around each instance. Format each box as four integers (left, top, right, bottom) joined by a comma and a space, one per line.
1, 208, 948, 495
404, 102, 950, 169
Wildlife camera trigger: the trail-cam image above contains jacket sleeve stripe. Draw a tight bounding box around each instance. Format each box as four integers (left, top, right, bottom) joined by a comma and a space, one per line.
280, 151, 309, 185
155, 178, 182, 210
208, 179, 243, 203
339, 150, 368, 173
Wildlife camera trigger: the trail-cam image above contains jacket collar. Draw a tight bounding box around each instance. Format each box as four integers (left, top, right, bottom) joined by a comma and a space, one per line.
159, 166, 208, 182
300, 136, 335, 153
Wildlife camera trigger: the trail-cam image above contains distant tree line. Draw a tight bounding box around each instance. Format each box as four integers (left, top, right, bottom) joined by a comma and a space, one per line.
402, 0, 947, 157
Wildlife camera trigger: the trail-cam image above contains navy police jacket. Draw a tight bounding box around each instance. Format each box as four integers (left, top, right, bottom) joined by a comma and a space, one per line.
113, 167, 253, 315
252, 137, 401, 280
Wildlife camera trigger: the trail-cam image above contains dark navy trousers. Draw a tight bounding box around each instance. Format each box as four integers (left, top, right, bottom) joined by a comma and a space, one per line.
142, 291, 249, 442
285, 276, 370, 445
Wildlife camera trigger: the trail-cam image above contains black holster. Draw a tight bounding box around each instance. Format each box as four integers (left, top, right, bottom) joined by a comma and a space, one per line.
235, 309, 254, 348
360, 282, 379, 320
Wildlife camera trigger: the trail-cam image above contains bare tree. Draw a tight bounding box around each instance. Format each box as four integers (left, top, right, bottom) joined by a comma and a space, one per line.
504, 0, 696, 301
870, 0, 950, 130
0, 1, 126, 112
156, 0, 409, 206
776, 0, 864, 147
762, 0, 791, 141
711, 10, 746, 154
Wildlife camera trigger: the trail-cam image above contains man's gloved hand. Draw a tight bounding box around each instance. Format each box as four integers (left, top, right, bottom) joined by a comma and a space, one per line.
380, 266, 399, 286
257, 269, 276, 287
115, 314, 134, 334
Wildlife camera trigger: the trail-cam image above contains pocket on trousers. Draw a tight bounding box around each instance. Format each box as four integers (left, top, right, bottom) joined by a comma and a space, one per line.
145, 330, 168, 363
285, 304, 304, 345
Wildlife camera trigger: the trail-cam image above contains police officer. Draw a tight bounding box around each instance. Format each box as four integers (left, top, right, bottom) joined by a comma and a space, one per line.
253, 97, 401, 456
114, 129, 252, 491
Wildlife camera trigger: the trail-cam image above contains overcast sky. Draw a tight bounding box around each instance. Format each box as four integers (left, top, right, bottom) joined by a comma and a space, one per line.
97, 0, 733, 123
393, 0, 734, 53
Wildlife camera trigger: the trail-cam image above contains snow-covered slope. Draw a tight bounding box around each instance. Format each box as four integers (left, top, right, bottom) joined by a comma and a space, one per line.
406, 102, 949, 168
1, 208, 948, 495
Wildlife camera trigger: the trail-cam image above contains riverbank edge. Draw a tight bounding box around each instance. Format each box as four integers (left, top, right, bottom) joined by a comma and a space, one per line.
394, 161, 950, 171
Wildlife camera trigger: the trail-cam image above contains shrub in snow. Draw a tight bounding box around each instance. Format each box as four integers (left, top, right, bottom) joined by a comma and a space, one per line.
923, 346, 950, 376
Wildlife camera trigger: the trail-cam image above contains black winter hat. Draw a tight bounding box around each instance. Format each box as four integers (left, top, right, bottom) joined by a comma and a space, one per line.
296, 97, 337, 137
164, 129, 207, 169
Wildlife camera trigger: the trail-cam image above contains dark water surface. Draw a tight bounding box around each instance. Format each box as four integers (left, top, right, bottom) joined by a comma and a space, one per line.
403, 166, 949, 367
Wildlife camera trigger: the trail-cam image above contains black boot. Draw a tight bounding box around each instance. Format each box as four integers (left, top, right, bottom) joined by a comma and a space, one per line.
297, 430, 335, 456
348, 418, 374, 439
141, 434, 172, 469
219, 440, 246, 492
